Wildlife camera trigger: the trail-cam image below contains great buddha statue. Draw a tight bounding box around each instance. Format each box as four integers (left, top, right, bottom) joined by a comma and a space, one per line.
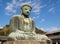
8, 4, 51, 42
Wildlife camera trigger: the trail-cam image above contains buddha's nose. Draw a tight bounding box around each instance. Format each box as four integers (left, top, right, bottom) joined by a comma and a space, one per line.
27, 11, 29, 13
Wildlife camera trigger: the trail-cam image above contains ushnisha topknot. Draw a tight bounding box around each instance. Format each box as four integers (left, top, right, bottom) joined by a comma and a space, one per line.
21, 4, 32, 9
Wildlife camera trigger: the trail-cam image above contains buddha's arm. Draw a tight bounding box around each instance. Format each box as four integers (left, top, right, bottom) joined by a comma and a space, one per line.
9, 17, 19, 33
32, 20, 35, 33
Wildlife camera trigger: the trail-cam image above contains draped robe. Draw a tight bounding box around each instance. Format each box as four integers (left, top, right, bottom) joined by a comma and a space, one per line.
9, 15, 36, 40
8, 15, 51, 42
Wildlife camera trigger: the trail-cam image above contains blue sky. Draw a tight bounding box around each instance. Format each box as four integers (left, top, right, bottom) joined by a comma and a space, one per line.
0, 0, 60, 32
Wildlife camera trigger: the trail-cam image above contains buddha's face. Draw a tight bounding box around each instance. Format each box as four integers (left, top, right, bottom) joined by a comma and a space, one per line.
22, 6, 31, 17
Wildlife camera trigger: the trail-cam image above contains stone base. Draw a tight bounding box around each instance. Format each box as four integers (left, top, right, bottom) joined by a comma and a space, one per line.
0, 40, 48, 44
0, 36, 52, 44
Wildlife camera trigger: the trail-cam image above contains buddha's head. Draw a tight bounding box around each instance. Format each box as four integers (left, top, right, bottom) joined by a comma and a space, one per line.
21, 4, 32, 18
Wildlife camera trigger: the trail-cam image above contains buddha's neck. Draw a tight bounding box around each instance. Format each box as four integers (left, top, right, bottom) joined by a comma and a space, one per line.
21, 14, 29, 18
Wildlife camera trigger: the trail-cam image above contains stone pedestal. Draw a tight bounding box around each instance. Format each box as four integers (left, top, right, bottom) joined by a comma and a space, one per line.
0, 40, 48, 44
0, 36, 52, 44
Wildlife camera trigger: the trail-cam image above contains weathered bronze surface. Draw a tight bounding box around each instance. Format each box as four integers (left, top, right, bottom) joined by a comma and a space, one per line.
8, 4, 51, 43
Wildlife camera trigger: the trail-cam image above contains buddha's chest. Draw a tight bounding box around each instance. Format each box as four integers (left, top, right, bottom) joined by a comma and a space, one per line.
23, 18, 31, 25
21, 18, 33, 32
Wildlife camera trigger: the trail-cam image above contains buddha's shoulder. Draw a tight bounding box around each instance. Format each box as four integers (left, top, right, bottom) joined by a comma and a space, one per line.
11, 15, 22, 19
29, 18, 34, 21
12, 15, 20, 18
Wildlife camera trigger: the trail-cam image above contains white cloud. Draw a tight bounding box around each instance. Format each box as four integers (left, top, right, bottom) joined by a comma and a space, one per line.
20, 2, 31, 7
40, 28, 45, 31
32, 15, 39, 20
41, 27, 60, 32
32, 4, 47, 14
36, 16, 39, 18
32, 4, 41, 14
5, 0, 17, 15
12, 0, 17, 4
32, 16, 36, 19
40, 5, 47, 8
40, 18, 45, 23
0, 27, 3, 29
5, 0, 42, 16
5, 3, 13, 11
46, 27, 60, 32
48, 7, 55, 13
